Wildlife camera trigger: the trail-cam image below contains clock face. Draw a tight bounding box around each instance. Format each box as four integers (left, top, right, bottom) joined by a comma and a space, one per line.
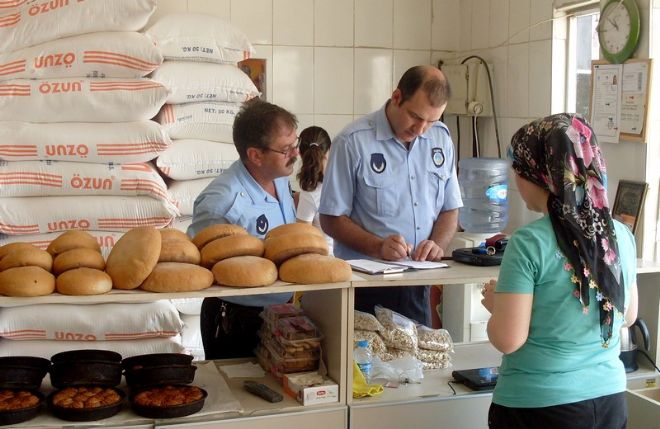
598, 0, 641, 64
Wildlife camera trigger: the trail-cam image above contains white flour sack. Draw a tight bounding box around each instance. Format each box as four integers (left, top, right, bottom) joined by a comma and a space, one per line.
156, 139, 238, 181
0, 230, 123, 258
0, 301, 183, 341
156, 101, 238, 142
168, 177, 213, 216
145, 13, 254, 64
170, 216, 191, 233
0, 0, 156, 53
0, 335, 185, 359
149, 61, 259, 104
0, 161, 170, 202
0, 32, 163, 80
0, 78, 168, 122
0, 195, 178, 235
0, 121, 170, 163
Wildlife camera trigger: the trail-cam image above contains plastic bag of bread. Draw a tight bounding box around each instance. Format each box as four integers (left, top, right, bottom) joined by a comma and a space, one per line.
354, 310, 384, 332
416, 325, 454, 352
416, 349, 452, 370
374, 305, 418, 352
353, 330, 386, 356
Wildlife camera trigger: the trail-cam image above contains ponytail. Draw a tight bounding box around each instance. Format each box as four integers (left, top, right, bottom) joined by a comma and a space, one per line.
296, 126, 331, 192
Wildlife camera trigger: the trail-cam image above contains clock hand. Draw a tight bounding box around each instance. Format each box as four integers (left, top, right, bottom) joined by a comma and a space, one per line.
608, 17, 619, 31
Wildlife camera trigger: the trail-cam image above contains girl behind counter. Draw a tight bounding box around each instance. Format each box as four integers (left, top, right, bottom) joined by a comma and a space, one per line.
481, 113, 638, 429
295, 126, 333, 254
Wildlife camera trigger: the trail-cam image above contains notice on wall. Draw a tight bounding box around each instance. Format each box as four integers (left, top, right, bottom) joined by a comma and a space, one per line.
590, 63, 622, 144
619, 61, 649, 135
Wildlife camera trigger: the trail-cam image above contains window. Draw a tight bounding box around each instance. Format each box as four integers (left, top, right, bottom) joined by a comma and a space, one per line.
565, 6, 600, 117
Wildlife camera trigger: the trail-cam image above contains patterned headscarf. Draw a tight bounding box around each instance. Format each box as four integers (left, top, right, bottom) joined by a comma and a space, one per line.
509, 113, 623, 346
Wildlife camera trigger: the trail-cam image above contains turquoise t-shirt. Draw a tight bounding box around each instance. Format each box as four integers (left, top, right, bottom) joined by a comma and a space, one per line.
493, 216, 636, 408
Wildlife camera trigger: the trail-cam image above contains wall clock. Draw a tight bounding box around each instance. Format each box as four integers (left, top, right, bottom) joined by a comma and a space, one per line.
598, 0, 641, 64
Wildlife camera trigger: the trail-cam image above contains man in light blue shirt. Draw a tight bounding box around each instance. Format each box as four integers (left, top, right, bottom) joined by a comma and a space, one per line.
319, 65, 462, 325
188, 100, 299, 359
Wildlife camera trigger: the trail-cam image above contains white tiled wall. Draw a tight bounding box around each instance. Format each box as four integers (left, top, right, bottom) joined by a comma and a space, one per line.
149, 0, 456, 138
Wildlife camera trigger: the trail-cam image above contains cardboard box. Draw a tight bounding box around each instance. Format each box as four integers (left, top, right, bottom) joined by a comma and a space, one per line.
283, 372, 339, 406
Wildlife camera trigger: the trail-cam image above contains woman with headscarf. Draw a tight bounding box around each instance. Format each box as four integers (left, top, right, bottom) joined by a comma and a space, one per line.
481, 113, 638, 429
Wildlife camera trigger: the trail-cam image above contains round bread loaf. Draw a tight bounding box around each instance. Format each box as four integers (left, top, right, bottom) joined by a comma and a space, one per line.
53, 248, 105, 275
200, 235, 264, 268
159, 228, 191, 242
264, 233, 329, 265
265, 223, 324, 240
0, 247, 53, 272
56, 267, 113, 295
191, 224, 247, 249
279, 254, 352, 284
212, 256, 277, 287
46, 230, 101, 256
105, 227, 161, 290
159, 239, 201, 264
0, 242, 40, 260
140, 262, 213, 292
0, 266, 55, 297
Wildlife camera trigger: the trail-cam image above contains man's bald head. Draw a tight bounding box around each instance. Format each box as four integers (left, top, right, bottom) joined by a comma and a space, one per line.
396, 65, 451, 107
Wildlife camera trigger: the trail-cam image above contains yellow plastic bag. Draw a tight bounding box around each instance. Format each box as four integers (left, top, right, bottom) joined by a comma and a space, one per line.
352, 362, 384, 398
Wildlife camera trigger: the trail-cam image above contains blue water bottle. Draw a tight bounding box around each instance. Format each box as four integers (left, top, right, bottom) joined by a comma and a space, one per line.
458, 157, 509, 233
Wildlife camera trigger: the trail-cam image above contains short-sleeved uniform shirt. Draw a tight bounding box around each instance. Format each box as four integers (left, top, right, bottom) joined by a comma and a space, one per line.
494, 216, 636, 408
188, 160, 296, 307
319, 102, 462, 261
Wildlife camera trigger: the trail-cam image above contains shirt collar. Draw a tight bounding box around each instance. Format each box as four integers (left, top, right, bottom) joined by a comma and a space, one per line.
236, 160, 279, 203
375, 100, 436, 145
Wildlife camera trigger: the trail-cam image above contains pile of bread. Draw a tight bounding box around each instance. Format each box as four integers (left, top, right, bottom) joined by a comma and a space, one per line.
0, 223, 351, 297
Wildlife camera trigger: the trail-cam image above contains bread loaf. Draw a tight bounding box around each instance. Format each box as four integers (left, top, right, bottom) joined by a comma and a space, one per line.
0, 247, 53, 272
279, 254, 352, 284
200, 235, 264, 268
159, 228, 191, 242
0, 242, 40, 260
264, 233, 328, 265
0, 266, 55, 297
265, 223, 324, 240
191, 224, 247, 249
159, 239, 201, 264
212, 256, 277, 287
56, 268, 113, 295
46, 230, 101, 256
141, 262, 213, 292
53, 248, 105, 275
105, 227, 161, 290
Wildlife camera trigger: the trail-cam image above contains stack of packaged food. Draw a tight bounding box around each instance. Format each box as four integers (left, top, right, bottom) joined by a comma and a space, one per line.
255, 303, 324, 379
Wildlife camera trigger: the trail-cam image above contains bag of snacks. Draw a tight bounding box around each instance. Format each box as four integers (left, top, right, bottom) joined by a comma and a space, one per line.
416, 349, 451, 370
353, 330, 386, 356
416, 325, 454, 352
354, 310, 384, 332
374, 305, 418, 352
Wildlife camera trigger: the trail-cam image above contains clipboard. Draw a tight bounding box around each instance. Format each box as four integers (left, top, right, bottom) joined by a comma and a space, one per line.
347, 259, 408, 275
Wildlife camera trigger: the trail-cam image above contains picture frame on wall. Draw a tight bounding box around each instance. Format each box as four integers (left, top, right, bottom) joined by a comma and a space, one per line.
612, 180, 648, 233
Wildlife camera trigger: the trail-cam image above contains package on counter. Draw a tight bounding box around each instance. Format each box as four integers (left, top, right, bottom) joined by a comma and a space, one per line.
283, 372, 338, 406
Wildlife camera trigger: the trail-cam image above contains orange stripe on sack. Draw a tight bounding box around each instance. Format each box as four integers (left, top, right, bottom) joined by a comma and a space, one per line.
0, 223, 40, 234
0, 171, 62, 179
160, 105, 174, 124
0, 15, 19, 28
82, 58, 154, 72
105, 330, 179, 338
89, 84, 163, 92
83, 51, 160, 68
0, 180, 62, 187
0, 0, 26, 8
120, 163, 152, 172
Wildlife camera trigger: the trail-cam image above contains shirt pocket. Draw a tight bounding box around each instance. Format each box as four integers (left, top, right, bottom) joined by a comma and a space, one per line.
224, 193, 253, 234
428, 170, 447, 212
362, 172, 397, 217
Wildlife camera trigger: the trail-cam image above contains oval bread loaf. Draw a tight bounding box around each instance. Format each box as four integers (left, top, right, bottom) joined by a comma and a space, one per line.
192, 224, 247, 249
279, 254, 352, 284
159, 239, 201, 264
0, 248, 53, 272
265, 223, 324, 240
140, 262, 213, 292
105, 227, 161, 290
56, 268, 113, 295
46, 230, 101, 256
264, 233, 328, 265
0, 266, 55, 297
212, 256, 277, 287
200, 235, 264, 268
0, 242, 41, 260
159, 228, 191, 242
53, 248, 105, 275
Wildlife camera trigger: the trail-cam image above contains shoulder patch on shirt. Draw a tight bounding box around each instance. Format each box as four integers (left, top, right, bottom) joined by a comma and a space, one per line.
370, 153, 387, 174
256, 214, 269, 235
431, 148, 445, 167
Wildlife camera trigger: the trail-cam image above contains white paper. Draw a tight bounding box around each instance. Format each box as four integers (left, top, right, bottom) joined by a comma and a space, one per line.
219, 362, 267, 378
384, 259, 449, 270
619, 62, 648, 135
347, 259, 408, 274
591, 63, 622, 143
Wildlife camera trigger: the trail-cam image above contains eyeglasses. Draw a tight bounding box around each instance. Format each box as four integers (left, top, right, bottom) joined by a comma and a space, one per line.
262, 137, 300, 157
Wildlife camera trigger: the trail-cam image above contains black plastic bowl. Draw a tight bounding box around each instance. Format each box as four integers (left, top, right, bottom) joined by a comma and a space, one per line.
0, 357, 50, 390
50, 361, 122, 389
0, 390, 44, 426
50, 349, 121, 365
121, 353, 193, 371
124, 364, 197, 389
47, 386, 125, 422
130, 385, 207, 419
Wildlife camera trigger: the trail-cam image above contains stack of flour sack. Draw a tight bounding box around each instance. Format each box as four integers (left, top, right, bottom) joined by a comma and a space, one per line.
0, 0, 177, 254
147, 13, 260, 232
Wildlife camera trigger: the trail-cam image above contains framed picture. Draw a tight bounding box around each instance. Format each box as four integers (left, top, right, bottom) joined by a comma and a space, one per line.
238, 58, 267, 101
612, 180, 648, 233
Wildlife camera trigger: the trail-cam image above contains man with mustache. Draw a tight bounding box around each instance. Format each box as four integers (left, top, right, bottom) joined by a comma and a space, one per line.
319, 65, 461, 326
189, 99, 299, 359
